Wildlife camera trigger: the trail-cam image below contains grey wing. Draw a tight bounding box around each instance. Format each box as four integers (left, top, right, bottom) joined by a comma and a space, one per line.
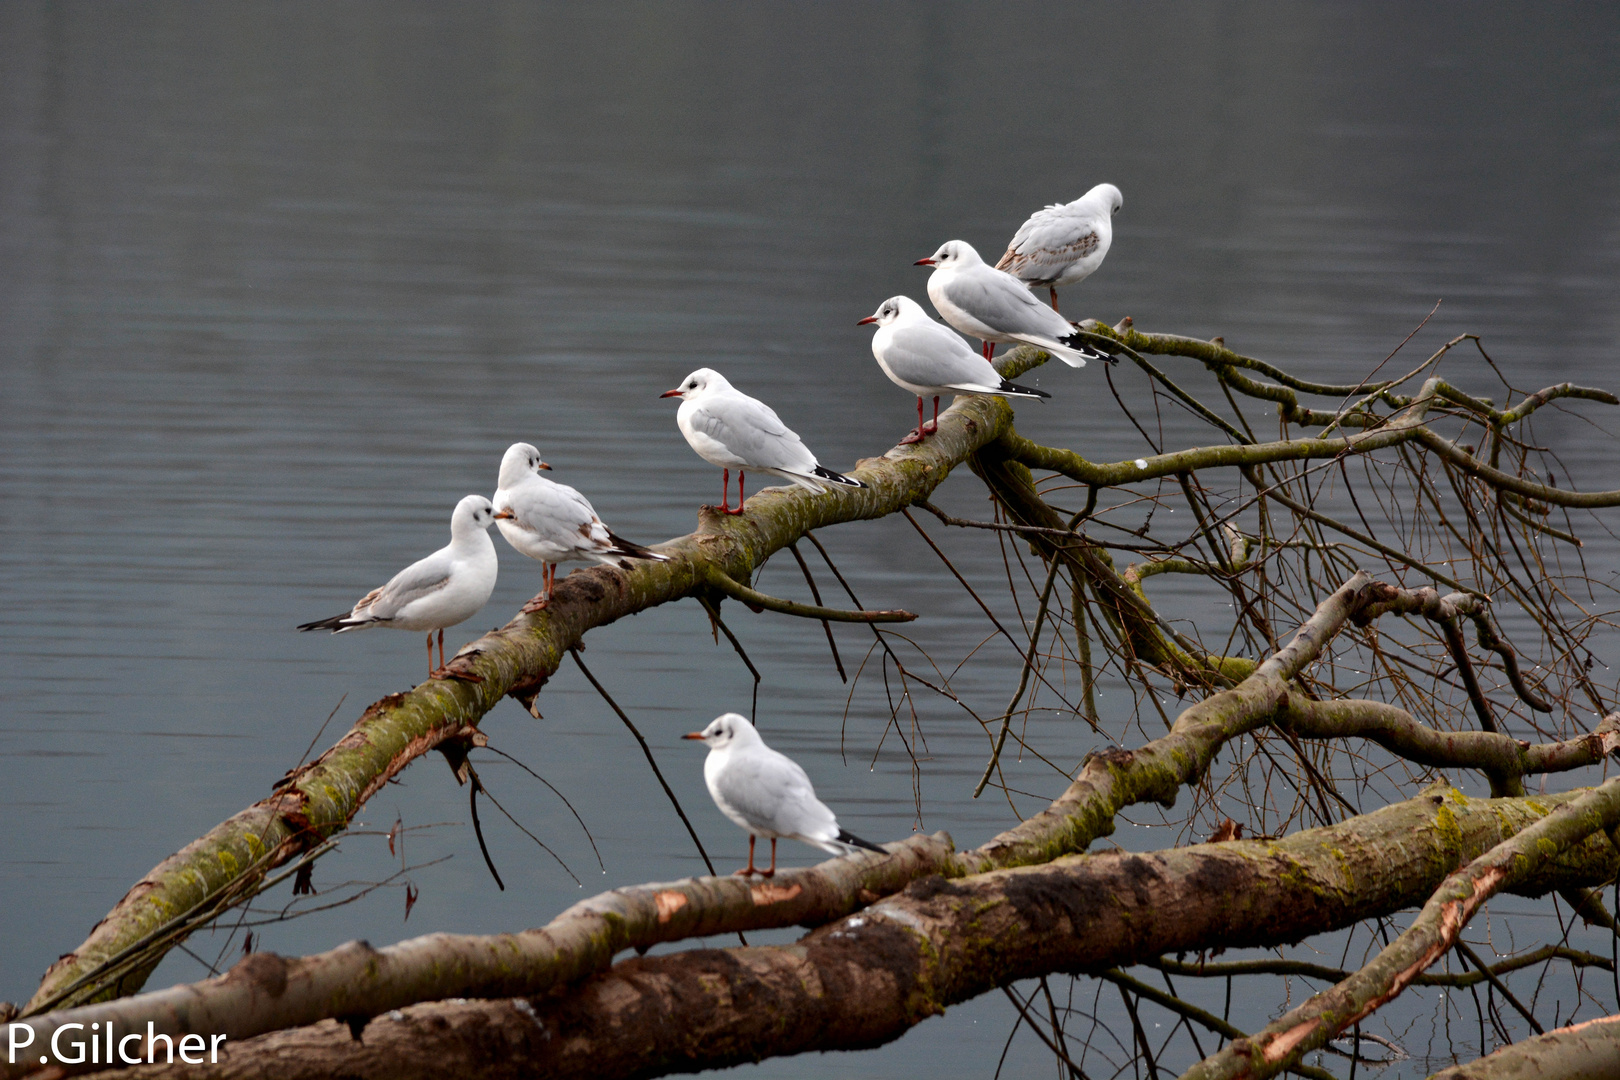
367, 548, 454, 619
512, 479, 600, 542
886, 323, 1002, 391
691, 394, 818, 474
719, 751, 838, 839
953, 268, 1063, 336
999, 206, 1103, 284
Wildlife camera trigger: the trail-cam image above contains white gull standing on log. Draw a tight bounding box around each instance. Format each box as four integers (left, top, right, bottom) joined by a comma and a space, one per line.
298, 494, 499, 680
995, 182, 1122, 314
916, 239, 1109, 366
491, 442, 668, 612
661, 367, 865, 515
858, 295, 1050, 444
684, 712, 885, 877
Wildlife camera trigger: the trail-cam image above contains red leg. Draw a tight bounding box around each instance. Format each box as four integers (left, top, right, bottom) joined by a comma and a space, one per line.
432, 626, 483, 683
926, 395, 940, 434
761, 837, 777, 878
521, 564, 555, 614
900, 395, 926, 444
728, 470, 746, 515
735, 834, 758, 876
719, 468, 730, 513
1049, 286, 1060, 313
982, 340, 993, 360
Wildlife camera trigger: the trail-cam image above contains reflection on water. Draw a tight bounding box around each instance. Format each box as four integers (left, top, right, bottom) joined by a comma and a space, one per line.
2, 3, 1617, 1074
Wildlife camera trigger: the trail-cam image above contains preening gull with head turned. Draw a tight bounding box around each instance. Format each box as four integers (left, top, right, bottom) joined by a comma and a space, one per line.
684, 712, 884, 877
661, 368, 865, 515
298, 494, 499, 680
858, 295, 1050, 443
996, 182, 1122, 314
491, 442, 668, 612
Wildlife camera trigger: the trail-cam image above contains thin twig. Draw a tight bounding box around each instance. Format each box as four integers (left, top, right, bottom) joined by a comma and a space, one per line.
697, 596, 761, 722
789, 541, 846, 682
569, 649, 719, 880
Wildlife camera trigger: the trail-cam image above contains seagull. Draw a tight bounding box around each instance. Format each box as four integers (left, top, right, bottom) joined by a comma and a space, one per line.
996, 182, 1122, 314
661, 368, 865, 515
683, 712, 885, 877
298, 494, 499, 680
916, 239, 1110, 366
491, 442, 669, 611
858, 295, 1051, 443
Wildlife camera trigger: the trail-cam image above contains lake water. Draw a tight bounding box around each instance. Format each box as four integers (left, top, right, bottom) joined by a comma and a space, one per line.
3, 3, 1618, 1076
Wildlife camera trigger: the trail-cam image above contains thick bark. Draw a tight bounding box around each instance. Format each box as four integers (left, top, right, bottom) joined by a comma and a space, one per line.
1429, 1014, 1620, 1079
65, 787, 1620, 1080
3, 837, 953, 1080
21, 571, 1576, 1074
1185, 776, 1620, 1080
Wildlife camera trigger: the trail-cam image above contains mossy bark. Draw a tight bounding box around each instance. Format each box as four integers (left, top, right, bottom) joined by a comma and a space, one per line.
1186, 776, 1620, 1080
65, 788, 1620, 1080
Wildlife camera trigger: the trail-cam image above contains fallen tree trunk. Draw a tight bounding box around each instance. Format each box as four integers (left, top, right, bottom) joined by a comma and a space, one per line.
1184, 776, 1620, 1080
20, 571, 1618, 1074
4, 837, 953, 1080
65, 786, 1620, 1080
1430, 1014, 1620, 1079
0, 570, 1393, 1066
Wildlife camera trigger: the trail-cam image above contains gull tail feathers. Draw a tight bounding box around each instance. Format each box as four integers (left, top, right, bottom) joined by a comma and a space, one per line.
1011, 334, 1091, 368
298, 613, 369, 633
835, 828, 886, 854
1058, 330, 1116, 365
604, 531, 670, 562
997, 378, 1051, 400
812, 465, 866, 490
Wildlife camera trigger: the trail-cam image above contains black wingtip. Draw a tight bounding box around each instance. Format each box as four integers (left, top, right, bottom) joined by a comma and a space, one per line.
1000, 379, 1053, 400
1058, 332, 1113, 363
296, 615, 347, 633
837, 828, 886, 854
814, 466, 867, 490
605, 530, 672, 562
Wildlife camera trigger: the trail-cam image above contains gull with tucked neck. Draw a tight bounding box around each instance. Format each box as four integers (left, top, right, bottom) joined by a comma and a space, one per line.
298, 494, 499, 680
684, 712, 884, 877
661, 367, 865, 516
996, 181, 1122, 314
859, 294, 1050, 444
490, 441, 667, 612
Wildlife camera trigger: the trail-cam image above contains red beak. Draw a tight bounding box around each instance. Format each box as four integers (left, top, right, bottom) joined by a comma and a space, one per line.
537, 462, 552, 471
913, 257, 936, 266
682, 732, 705, 740
660, 389, 683, 398
856, 316, 878, 325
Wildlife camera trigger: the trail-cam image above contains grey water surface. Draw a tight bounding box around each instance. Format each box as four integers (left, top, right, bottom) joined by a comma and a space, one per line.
2, 3, 1619, 1076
